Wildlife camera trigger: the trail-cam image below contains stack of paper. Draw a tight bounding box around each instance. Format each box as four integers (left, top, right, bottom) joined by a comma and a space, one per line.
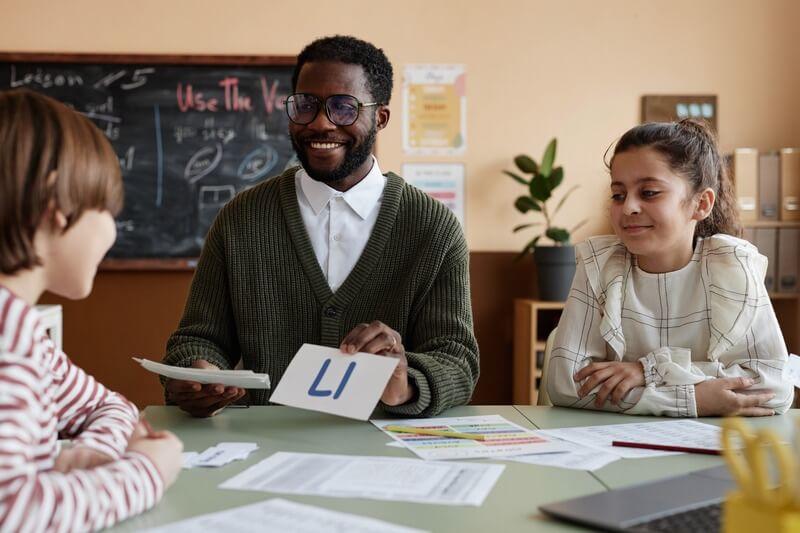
133, 358, 270, 389
371, 415, 570, 460
141, 498, 427, 533
220, 452, 504, 506
183, 442, 259, 468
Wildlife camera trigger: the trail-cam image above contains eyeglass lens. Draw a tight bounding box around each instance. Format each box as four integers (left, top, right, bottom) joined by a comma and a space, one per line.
286, 94, 361, 126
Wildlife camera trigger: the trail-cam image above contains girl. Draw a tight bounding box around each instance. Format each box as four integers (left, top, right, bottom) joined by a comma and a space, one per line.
0, 89, 182, 531
547, 119, 792, 417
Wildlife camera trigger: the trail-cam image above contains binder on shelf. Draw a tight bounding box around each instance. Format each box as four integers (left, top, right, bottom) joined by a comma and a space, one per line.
777, 228, 799, 293
781, 148, 800, 221
754, 228, 777, 292
731, 149, 759, 222
758, 152, 780, 220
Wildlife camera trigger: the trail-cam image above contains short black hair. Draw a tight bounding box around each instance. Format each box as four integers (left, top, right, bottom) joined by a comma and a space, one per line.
292, 35, 393, 105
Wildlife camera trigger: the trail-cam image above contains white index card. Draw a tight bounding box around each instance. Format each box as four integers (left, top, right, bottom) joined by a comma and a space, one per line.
269, 343, 399, 420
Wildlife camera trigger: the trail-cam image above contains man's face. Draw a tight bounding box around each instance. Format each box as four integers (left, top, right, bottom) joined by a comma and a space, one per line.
289, 61, 388, 184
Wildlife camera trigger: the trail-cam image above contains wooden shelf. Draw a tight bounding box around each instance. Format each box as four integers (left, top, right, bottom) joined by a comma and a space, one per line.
770, 292, 800, 300
742, 221, 800, 228
513, 299, 565, 404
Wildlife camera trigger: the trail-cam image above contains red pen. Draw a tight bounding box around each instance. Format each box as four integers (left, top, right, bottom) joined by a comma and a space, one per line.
612, 440, 720, 455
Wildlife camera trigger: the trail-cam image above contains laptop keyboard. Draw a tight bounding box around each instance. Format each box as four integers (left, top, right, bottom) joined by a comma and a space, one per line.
627, 502, 722, 532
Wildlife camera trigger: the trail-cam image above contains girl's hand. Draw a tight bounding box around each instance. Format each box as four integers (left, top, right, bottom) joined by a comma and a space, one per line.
54, 445, 113, 473
574, 361, 645, 407
127, 430, 184, 488
695, 377, 775, 416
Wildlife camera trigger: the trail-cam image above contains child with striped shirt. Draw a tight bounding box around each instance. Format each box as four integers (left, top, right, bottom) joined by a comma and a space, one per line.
0, 89, 182, 532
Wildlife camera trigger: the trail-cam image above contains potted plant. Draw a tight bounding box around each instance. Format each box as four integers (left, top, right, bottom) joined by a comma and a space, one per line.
505, 138, 586, 301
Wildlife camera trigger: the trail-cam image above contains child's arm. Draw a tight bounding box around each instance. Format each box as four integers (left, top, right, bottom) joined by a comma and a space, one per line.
636, 303, 792, 414
53, 348, 140, 459
0, 355, 165, 532
546, 260, 698, 416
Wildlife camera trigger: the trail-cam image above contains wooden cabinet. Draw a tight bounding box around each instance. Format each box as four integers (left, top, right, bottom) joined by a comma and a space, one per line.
513, 299, 564, 404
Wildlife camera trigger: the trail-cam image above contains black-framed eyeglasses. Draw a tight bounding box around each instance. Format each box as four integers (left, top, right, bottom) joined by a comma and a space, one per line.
285, 93, 382, 126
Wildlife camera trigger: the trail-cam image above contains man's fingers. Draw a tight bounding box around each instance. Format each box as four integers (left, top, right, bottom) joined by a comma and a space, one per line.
342, 324, 385, 353
363, 331, 397, 354
164, 379, 202, 393
340, 323, 371, 352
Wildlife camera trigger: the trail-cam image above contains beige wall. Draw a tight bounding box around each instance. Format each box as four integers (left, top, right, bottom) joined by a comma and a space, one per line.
1, 0, 798, 251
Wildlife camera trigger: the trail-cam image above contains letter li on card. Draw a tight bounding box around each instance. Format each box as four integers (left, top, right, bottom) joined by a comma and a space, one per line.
269, 343, 399, 420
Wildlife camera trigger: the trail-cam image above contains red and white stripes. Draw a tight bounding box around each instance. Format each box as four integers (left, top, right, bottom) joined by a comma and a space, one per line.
0, 287, 163, 532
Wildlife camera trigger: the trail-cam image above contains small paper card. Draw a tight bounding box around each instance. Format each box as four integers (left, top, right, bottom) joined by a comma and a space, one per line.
269, 344, 399, 420
783, 353, 800, 389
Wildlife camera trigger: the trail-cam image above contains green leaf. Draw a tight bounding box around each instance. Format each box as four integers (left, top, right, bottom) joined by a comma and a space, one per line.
503, 170, 529, 186
529, 175, 551, 202
549, 166, 564, 190
512, 222, 543, 233
552, 184, 580, 218
514, 196, 541, 213
514, 155, 538, 174
514, 235, 542, 261
540, 138, 557, 177
546, 227, 570, 243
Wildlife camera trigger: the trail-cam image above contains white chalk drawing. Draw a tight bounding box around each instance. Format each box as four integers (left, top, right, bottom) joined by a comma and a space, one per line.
184, 143, 223, 183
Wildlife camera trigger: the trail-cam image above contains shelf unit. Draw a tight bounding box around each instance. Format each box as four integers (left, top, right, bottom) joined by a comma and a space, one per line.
513, 299, 564, 404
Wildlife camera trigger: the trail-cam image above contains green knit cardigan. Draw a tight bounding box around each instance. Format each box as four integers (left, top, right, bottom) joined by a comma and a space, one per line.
164, 167, 479, 416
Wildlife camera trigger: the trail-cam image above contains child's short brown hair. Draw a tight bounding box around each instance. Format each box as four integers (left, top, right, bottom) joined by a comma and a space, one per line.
0, 89, 123, 274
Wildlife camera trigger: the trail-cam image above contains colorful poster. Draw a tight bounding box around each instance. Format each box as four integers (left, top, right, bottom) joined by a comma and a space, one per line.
402, 163, 465, 226
403, 65, 466, 155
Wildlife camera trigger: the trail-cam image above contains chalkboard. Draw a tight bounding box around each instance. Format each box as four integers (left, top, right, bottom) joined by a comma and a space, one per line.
0, 54, 297, 268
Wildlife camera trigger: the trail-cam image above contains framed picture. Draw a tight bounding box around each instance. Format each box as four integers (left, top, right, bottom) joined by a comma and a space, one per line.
641, 95, 717, 130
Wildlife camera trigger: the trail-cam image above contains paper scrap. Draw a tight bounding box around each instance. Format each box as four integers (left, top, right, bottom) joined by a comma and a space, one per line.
183, 442, 258, 468
220, 452, 504, 507
783, 353, 800, 388
269, 344, 398, 420
133, 358, 270, 389
540, 420, 725, 458
140, 498, 427, 533
372, 414, 570, 460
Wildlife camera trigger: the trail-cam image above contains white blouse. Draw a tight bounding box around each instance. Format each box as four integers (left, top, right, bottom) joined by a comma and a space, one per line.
547, 234, 792, 417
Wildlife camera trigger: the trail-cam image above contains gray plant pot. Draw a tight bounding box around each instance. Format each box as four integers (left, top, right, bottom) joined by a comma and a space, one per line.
533, 245, 576, 301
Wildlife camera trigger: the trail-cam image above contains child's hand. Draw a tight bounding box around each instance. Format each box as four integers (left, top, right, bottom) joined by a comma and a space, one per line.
54, 445, 113, 473
574, 361, 645, 407
695, 377, 775, 416
164, 359, 246, 418
127, 430, 184, 488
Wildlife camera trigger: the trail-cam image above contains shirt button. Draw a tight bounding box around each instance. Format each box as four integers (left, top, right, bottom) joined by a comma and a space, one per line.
324, 306, 338, 318
333, 234, 341, 241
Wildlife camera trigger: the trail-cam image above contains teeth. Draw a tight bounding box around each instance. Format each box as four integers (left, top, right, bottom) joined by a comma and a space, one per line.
310, 142, 342, 149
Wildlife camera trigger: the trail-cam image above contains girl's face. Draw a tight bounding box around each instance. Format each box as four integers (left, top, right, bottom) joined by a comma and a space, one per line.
609, 147, 702, 273
43, 209, 117, 299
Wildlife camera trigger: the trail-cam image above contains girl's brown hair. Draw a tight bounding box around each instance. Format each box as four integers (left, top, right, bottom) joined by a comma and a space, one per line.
0, 89, 123, 274
607, 119, 741, 239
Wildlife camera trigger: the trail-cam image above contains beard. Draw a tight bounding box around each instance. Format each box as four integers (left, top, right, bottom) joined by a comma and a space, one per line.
291, 125, 377, 184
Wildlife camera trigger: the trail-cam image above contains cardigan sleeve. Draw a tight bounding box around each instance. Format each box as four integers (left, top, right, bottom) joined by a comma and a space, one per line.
163, 211, 240, 375
382, 225, 479, 417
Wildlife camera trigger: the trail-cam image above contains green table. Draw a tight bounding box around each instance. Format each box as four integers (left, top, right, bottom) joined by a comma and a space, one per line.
107, 406, 795, 532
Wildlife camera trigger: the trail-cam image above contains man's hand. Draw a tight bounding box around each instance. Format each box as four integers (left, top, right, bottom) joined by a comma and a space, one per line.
695, 377, 775, 416
574, 361, 645, 407
164, 359, 246, 417
341, 321, 415, 406
54, 445, 113, 473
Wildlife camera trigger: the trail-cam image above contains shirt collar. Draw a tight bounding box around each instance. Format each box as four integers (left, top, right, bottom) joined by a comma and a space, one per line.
298, 156, 385, 219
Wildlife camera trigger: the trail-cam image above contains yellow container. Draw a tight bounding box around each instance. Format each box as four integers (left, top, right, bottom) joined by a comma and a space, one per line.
724, 491, 800, 533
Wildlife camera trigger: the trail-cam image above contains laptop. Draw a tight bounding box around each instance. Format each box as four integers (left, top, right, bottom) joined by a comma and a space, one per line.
539, 465, 734, 532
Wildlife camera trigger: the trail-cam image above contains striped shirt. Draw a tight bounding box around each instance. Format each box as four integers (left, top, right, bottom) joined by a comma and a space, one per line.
0, 286, 163, 532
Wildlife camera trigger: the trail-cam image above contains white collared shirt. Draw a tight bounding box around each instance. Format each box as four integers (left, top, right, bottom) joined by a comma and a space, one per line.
295, 156, 386, 292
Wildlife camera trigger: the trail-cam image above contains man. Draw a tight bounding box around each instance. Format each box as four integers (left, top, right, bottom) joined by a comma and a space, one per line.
163, 35, 478, 418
